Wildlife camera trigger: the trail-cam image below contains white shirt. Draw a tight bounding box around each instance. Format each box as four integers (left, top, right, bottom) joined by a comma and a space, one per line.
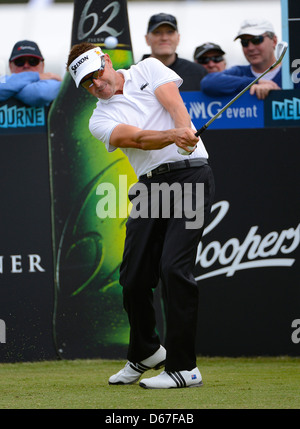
250, 64, 281, 81
89, 57, 208, 178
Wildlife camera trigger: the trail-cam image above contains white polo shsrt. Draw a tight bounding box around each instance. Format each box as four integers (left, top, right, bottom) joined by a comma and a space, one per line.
89, 57, 208, 178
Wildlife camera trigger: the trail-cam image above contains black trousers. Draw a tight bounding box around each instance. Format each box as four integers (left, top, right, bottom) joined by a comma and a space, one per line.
119, 164, 215, 371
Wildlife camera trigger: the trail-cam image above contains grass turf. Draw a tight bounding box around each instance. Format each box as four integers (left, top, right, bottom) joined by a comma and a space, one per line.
0, 356, 299, 409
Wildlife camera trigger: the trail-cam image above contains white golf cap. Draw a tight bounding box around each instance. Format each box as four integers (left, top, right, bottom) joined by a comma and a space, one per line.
69, 47, 104, 87
234, 19, 275, 40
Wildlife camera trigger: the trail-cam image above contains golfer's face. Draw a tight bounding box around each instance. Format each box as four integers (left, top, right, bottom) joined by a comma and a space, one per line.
84, 56, 116, 100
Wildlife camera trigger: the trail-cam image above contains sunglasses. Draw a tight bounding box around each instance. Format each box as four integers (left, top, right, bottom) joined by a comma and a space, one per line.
13, 57, 41, 67
80, 58, 106, 89
240, 35, 266, 48
197, 55, 224, 65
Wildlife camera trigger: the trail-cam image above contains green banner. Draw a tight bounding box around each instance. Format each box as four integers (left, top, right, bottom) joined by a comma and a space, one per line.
48, 0, 135, 359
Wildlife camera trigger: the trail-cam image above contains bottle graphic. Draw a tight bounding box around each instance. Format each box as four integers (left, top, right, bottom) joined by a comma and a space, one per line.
48, 0, 136, 359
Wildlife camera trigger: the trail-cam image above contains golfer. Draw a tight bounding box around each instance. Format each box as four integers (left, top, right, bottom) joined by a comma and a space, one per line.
67, 43, 215, 389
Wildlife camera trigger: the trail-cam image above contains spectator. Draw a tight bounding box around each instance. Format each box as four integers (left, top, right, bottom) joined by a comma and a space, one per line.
141, 13, 207, 91
201, 19, 298, 100
0, 40, 62, 107
193, 43, 226, 73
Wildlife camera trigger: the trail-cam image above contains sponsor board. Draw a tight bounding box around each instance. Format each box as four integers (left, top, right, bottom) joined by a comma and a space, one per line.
264, 89, 300, 127
181, 91, 264, 130
182, 89, 300, 131
0, 99, 47, 134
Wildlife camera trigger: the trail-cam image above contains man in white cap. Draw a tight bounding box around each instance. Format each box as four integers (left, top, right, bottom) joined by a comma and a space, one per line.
0, 40, 61, 107
201, 19, 298, 99
66, 42, 215, 389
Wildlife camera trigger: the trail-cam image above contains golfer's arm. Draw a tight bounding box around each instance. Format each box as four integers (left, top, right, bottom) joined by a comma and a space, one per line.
155, 81, 192, 129
109, 82, 193, 150
110, 124, 178, 150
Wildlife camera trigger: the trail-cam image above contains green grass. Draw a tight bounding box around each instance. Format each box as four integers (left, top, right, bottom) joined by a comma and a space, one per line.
0, 356, 299, 409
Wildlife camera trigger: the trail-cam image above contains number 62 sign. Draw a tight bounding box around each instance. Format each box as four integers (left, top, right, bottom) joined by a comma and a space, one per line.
77, 0, 125, 42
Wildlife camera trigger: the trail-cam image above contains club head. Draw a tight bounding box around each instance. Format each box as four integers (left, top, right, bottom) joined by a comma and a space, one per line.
276, 41, 288, 63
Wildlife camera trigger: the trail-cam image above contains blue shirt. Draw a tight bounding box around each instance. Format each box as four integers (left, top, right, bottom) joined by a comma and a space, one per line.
201, 64, 299, 97
0, 71, 61, 107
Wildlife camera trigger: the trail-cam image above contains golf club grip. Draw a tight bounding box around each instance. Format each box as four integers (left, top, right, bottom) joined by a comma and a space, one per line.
195, 125, 207, 137
177, 125, 206, 155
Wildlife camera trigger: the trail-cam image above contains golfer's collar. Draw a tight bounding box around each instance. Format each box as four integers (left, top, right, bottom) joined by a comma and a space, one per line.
100, 68, 146, 113
118, 68, 131, 82
119, 69, 147, 112
99, 69, 128, 104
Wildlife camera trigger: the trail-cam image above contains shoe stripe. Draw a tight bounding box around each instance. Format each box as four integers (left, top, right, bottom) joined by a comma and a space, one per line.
166, 371, 186, 388
166, 371, 180, 387
129, 363, 145, 374
136, 362, 151, 371
129, 360, 157, 374
174, 371, 186, 388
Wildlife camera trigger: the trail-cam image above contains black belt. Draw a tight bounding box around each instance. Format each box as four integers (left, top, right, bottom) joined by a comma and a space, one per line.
139, 158, 208, 180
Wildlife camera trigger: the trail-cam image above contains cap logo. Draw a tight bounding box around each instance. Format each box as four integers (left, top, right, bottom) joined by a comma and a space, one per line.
69, 47, 104, 87
203, 43, 215, 50
71, 55, 89, 75
18, 45, 36, 51
242, 23, 256, 29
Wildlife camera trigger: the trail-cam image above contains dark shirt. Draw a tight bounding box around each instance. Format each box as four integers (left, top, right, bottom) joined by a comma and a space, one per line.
141, 54, 207, 91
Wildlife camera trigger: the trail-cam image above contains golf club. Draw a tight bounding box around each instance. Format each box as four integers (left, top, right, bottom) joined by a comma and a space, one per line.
195, 41, 288, 136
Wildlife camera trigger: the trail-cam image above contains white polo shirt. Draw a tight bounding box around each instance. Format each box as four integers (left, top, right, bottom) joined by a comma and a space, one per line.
89, 57, 208, 178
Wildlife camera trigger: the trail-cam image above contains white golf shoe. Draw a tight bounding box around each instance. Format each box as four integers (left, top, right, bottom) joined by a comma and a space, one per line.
108, 345, 166, 385
139, 367, 203, 389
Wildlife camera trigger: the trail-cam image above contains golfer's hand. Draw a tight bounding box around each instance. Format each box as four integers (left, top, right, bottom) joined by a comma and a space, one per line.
175, 128, 199, 154
250, 80, 280, 100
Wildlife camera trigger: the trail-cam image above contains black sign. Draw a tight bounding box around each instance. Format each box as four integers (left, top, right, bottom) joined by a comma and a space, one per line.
0, 100, 55, 362
71, 0, 132, 49
195, 126, 300, 356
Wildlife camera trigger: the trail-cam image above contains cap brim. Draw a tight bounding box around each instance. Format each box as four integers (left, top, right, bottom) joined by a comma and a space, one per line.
74, 57, 103, 87
10, 54, 44, 61
148, 21, 177, 33
234, 28, 269, 40
195, 48, 225, 59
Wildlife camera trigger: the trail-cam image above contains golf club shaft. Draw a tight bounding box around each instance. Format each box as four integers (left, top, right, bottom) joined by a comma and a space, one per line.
195, 65, 274, 136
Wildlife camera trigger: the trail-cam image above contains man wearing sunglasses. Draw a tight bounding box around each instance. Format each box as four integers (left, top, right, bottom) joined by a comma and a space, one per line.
0, 40, 61, 107
67, 42, 215, 389
193, 43, 226, 73
201, 19, 299, 100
